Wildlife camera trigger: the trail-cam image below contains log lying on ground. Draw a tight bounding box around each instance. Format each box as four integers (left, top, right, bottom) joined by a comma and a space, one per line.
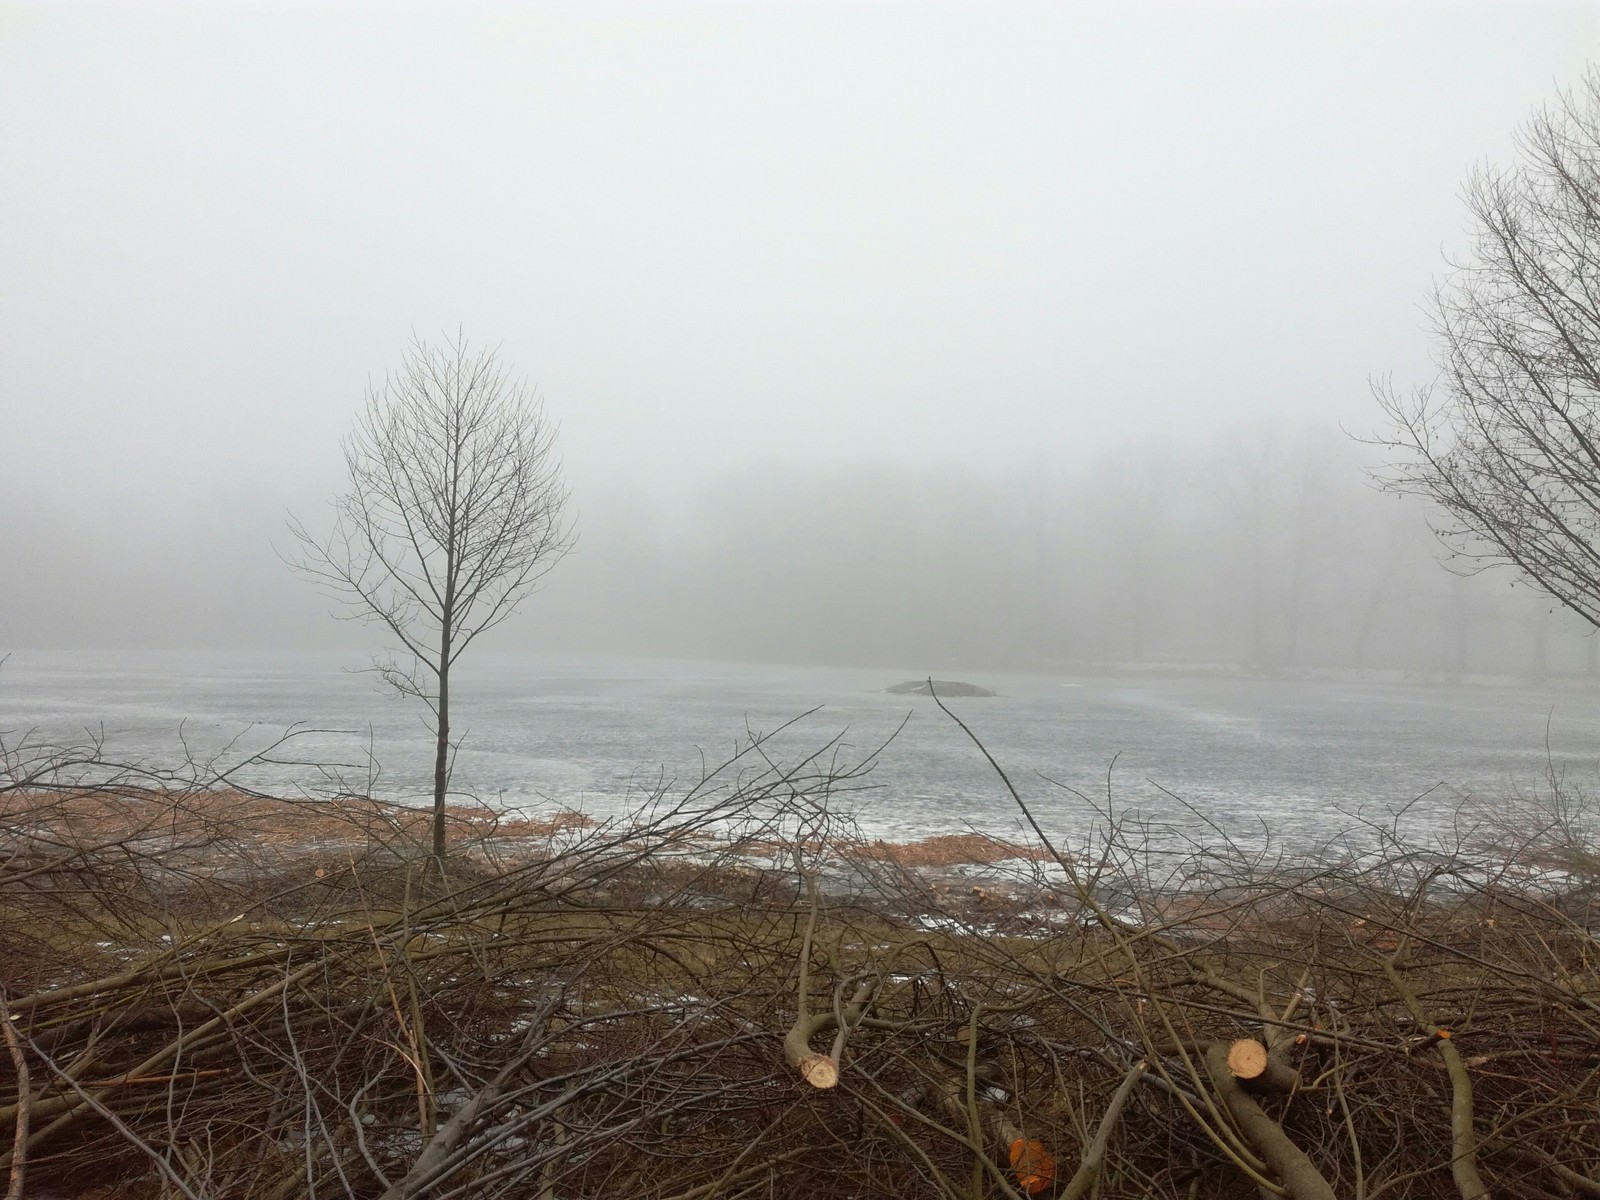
1382, 952, 1490, 1200
783, 1014, 841, 1089
782, 853, 879, 1088
783, 976, 878, 1089
1225, 1037, 1299, 1093
1058, 1062, 1146, 1200
1202, 1041, 1336, 1200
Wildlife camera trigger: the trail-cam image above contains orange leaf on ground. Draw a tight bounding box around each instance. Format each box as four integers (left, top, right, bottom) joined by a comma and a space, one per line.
1008, 1138, 1055, 1195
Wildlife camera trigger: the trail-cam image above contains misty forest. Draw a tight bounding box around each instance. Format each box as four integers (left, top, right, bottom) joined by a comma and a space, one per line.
15, 417, 1594, 678
10, 6, 1600, 1200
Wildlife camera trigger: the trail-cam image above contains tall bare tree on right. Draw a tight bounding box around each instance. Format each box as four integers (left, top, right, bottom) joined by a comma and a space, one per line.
1374, 72, 1600, 630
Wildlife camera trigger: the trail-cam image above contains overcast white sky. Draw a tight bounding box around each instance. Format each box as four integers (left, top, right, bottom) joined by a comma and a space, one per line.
1, 1, 1596, 650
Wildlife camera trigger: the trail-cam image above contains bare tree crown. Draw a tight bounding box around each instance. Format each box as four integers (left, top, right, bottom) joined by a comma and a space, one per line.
289, 334, 575, 696
1373, 71, 1600, 628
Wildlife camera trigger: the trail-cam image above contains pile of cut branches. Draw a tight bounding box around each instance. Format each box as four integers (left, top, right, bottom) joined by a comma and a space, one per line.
4, 712, 1600, 1199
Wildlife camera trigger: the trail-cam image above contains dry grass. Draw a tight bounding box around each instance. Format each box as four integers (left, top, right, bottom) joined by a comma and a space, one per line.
3, 786, 595, 850
840, 832, 1050, 868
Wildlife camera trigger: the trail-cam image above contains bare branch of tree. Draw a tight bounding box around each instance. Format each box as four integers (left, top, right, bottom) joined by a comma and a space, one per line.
1371, 71, 1600, 629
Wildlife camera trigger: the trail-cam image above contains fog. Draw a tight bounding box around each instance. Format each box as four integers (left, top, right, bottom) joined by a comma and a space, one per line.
3, 4, 1597, 676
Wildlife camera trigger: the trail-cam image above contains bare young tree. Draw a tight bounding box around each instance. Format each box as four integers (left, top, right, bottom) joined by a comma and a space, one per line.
288, 333, 575, 867
1373, 71, 1600, 629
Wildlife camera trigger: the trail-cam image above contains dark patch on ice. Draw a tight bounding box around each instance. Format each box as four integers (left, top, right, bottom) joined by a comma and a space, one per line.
886, 679, 997, 697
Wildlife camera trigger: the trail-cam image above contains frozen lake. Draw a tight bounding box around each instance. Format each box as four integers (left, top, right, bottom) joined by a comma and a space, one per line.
4, 650, 1599, 852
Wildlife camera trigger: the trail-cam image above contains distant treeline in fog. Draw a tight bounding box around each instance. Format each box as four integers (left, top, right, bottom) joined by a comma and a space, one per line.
549, 424, 1596, 677
6, 422, 1593, 677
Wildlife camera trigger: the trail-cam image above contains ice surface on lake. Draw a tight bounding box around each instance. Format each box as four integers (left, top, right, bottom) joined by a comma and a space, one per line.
4, 649, 1598, 852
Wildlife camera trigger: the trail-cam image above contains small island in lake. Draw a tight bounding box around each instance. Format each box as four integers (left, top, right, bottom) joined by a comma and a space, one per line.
885, 679, 997, 697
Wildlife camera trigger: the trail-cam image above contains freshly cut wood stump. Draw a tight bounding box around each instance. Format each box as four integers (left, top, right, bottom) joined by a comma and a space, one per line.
795, 1051, 838, 1089
1227, 1038, 1270, 1079
1227, 1037, 1298, 1092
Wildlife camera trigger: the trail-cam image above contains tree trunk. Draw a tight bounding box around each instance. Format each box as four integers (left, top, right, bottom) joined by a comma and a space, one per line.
432, 649, 450, 871
1202, 1042, 1334, 1200
1226, 1037, 1299, 1093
